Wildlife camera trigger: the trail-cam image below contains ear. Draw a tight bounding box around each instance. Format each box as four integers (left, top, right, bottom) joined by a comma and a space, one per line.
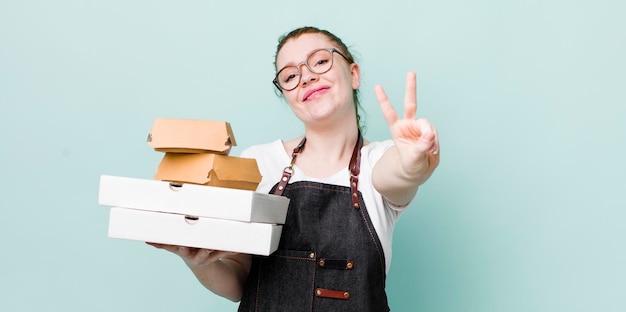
350, 63, 361, 90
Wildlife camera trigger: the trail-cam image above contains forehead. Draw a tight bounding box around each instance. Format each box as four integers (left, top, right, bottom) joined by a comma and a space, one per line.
276, 33, 334, 68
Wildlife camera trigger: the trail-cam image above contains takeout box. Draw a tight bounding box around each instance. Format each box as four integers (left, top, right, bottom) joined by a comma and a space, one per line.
154, 153, 262, 191
147, 118, 236, 154
98, 175, 289, 224
108, 207, 282, 256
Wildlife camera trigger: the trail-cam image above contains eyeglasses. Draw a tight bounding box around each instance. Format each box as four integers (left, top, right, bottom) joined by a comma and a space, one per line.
273, 48, 353, 91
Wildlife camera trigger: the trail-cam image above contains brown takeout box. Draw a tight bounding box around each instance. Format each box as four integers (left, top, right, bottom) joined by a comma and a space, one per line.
147, 118, 236, 154
154, 152, 262, 191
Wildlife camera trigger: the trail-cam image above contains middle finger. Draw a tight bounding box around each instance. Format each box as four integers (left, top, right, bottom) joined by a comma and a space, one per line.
404, 72, 417, 120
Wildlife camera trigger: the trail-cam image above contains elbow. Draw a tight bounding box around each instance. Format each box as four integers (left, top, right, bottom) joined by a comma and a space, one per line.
215, 287, 244, 303
227, 294, 243, 303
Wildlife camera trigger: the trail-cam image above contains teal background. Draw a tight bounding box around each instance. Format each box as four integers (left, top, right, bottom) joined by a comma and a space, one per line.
1, 0, 624, 311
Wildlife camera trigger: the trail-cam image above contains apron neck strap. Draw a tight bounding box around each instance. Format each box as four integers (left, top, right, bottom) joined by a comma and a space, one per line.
349, 131, 363, 209
273, 131, 363, 210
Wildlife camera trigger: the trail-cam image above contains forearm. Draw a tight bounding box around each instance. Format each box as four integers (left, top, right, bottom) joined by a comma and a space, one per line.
185, 253, 251, 302
372, 145, 437, 206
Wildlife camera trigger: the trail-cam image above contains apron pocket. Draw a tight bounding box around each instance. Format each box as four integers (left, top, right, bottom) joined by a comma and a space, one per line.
253, 249, 317, 310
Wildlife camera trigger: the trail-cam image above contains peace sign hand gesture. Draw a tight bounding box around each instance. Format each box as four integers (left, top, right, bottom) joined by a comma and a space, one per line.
372, 72, 440, 205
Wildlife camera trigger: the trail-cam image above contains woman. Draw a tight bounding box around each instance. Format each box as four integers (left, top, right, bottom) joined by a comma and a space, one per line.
150, 26, 439, 311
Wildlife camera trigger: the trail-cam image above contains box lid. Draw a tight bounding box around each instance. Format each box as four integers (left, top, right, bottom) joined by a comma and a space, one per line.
99, 175, 289, 224
147, 118, 237, 154
154, 153, 262, 191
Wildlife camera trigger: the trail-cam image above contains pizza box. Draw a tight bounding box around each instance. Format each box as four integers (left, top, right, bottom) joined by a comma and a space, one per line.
108, 207, 282, 256
98, 175, 289, 224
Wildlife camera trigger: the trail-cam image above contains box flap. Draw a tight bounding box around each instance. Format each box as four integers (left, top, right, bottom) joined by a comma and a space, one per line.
213, 155, 262, 184
147, 118, 237, 154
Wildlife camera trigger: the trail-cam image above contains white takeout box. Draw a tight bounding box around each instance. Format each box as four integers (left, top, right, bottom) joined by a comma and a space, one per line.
108, 207, 282, 256
98, 175, 289, 224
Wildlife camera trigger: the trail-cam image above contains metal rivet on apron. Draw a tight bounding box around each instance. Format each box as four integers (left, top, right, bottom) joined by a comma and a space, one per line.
353, 202, 360, 209
316, 289, 322, 296
278, 185, 284, 190
318, 259, 325, 267
344, 292, 350, 299
282, 176, 288, 182
346, 261, 354, 269
309, 252, 315, 259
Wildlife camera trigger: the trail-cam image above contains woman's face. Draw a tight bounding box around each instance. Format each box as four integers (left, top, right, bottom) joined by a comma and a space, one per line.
275, 33, 360, 126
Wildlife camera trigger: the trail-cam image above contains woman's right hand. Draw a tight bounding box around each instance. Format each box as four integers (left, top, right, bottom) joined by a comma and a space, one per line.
146, 242, 234, 267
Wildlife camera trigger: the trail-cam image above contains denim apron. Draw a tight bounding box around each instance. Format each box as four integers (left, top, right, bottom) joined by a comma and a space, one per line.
238, 133, 390, 312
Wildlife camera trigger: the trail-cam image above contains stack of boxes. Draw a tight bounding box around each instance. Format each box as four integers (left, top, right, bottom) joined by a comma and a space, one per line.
98, 118, 289, 256
149, 118, 262, 191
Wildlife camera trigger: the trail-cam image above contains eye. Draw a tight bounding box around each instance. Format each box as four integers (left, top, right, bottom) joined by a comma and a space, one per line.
308, 49, 333, 70
316, 59, 329, 66
279, 67, 299, 83
284, 73, 297, 83
312, 56, 330, 68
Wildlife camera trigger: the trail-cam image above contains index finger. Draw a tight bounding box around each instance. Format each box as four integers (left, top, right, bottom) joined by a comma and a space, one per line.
375, 84, 399, 126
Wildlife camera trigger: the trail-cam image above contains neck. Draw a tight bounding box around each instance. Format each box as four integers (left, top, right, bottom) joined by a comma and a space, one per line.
289, 124, 359, 179
304, 124, 359, 156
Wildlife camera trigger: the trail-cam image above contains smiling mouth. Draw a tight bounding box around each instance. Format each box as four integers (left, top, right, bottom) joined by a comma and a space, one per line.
303, 87, 329, 101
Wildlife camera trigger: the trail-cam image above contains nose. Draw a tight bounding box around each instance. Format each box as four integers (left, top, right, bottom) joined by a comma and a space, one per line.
299, 63, 318, 87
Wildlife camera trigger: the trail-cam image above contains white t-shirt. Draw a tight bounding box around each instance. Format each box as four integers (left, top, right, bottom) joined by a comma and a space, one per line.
240, 139, 408, 273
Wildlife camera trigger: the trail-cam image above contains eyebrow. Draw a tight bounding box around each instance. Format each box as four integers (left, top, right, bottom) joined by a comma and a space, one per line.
276, 47, 331, 70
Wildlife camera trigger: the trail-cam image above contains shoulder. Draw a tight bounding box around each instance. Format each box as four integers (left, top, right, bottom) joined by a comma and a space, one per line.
361, 139, 394, 167
239, 139, 291, 193
239, 139, 284, 158
363, 139, 394, 153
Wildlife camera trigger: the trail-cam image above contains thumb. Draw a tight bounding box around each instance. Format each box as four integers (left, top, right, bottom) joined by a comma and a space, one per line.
415, 132, 436, 153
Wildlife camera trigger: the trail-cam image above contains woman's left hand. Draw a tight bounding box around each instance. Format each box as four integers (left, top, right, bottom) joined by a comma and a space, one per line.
374, 71, 440, 185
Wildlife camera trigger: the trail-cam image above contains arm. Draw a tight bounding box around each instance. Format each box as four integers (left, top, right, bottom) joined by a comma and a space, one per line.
371, 72, 440, 207
147, 243, 252, 302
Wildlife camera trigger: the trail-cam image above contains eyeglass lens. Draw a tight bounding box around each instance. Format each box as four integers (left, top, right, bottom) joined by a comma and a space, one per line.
276, 49, 334, 91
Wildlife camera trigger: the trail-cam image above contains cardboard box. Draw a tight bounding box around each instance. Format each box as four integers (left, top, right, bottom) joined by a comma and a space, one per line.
147, 118, 236, 154
108, 207, 282, 256
98, 175, 289, 224
154, 153, 262, 191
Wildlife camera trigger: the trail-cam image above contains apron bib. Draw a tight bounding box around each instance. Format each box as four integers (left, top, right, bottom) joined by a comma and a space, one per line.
238, 133, 390, 312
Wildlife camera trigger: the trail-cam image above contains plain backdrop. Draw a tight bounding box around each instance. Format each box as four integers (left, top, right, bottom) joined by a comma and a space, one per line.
1, 0, 624, 311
